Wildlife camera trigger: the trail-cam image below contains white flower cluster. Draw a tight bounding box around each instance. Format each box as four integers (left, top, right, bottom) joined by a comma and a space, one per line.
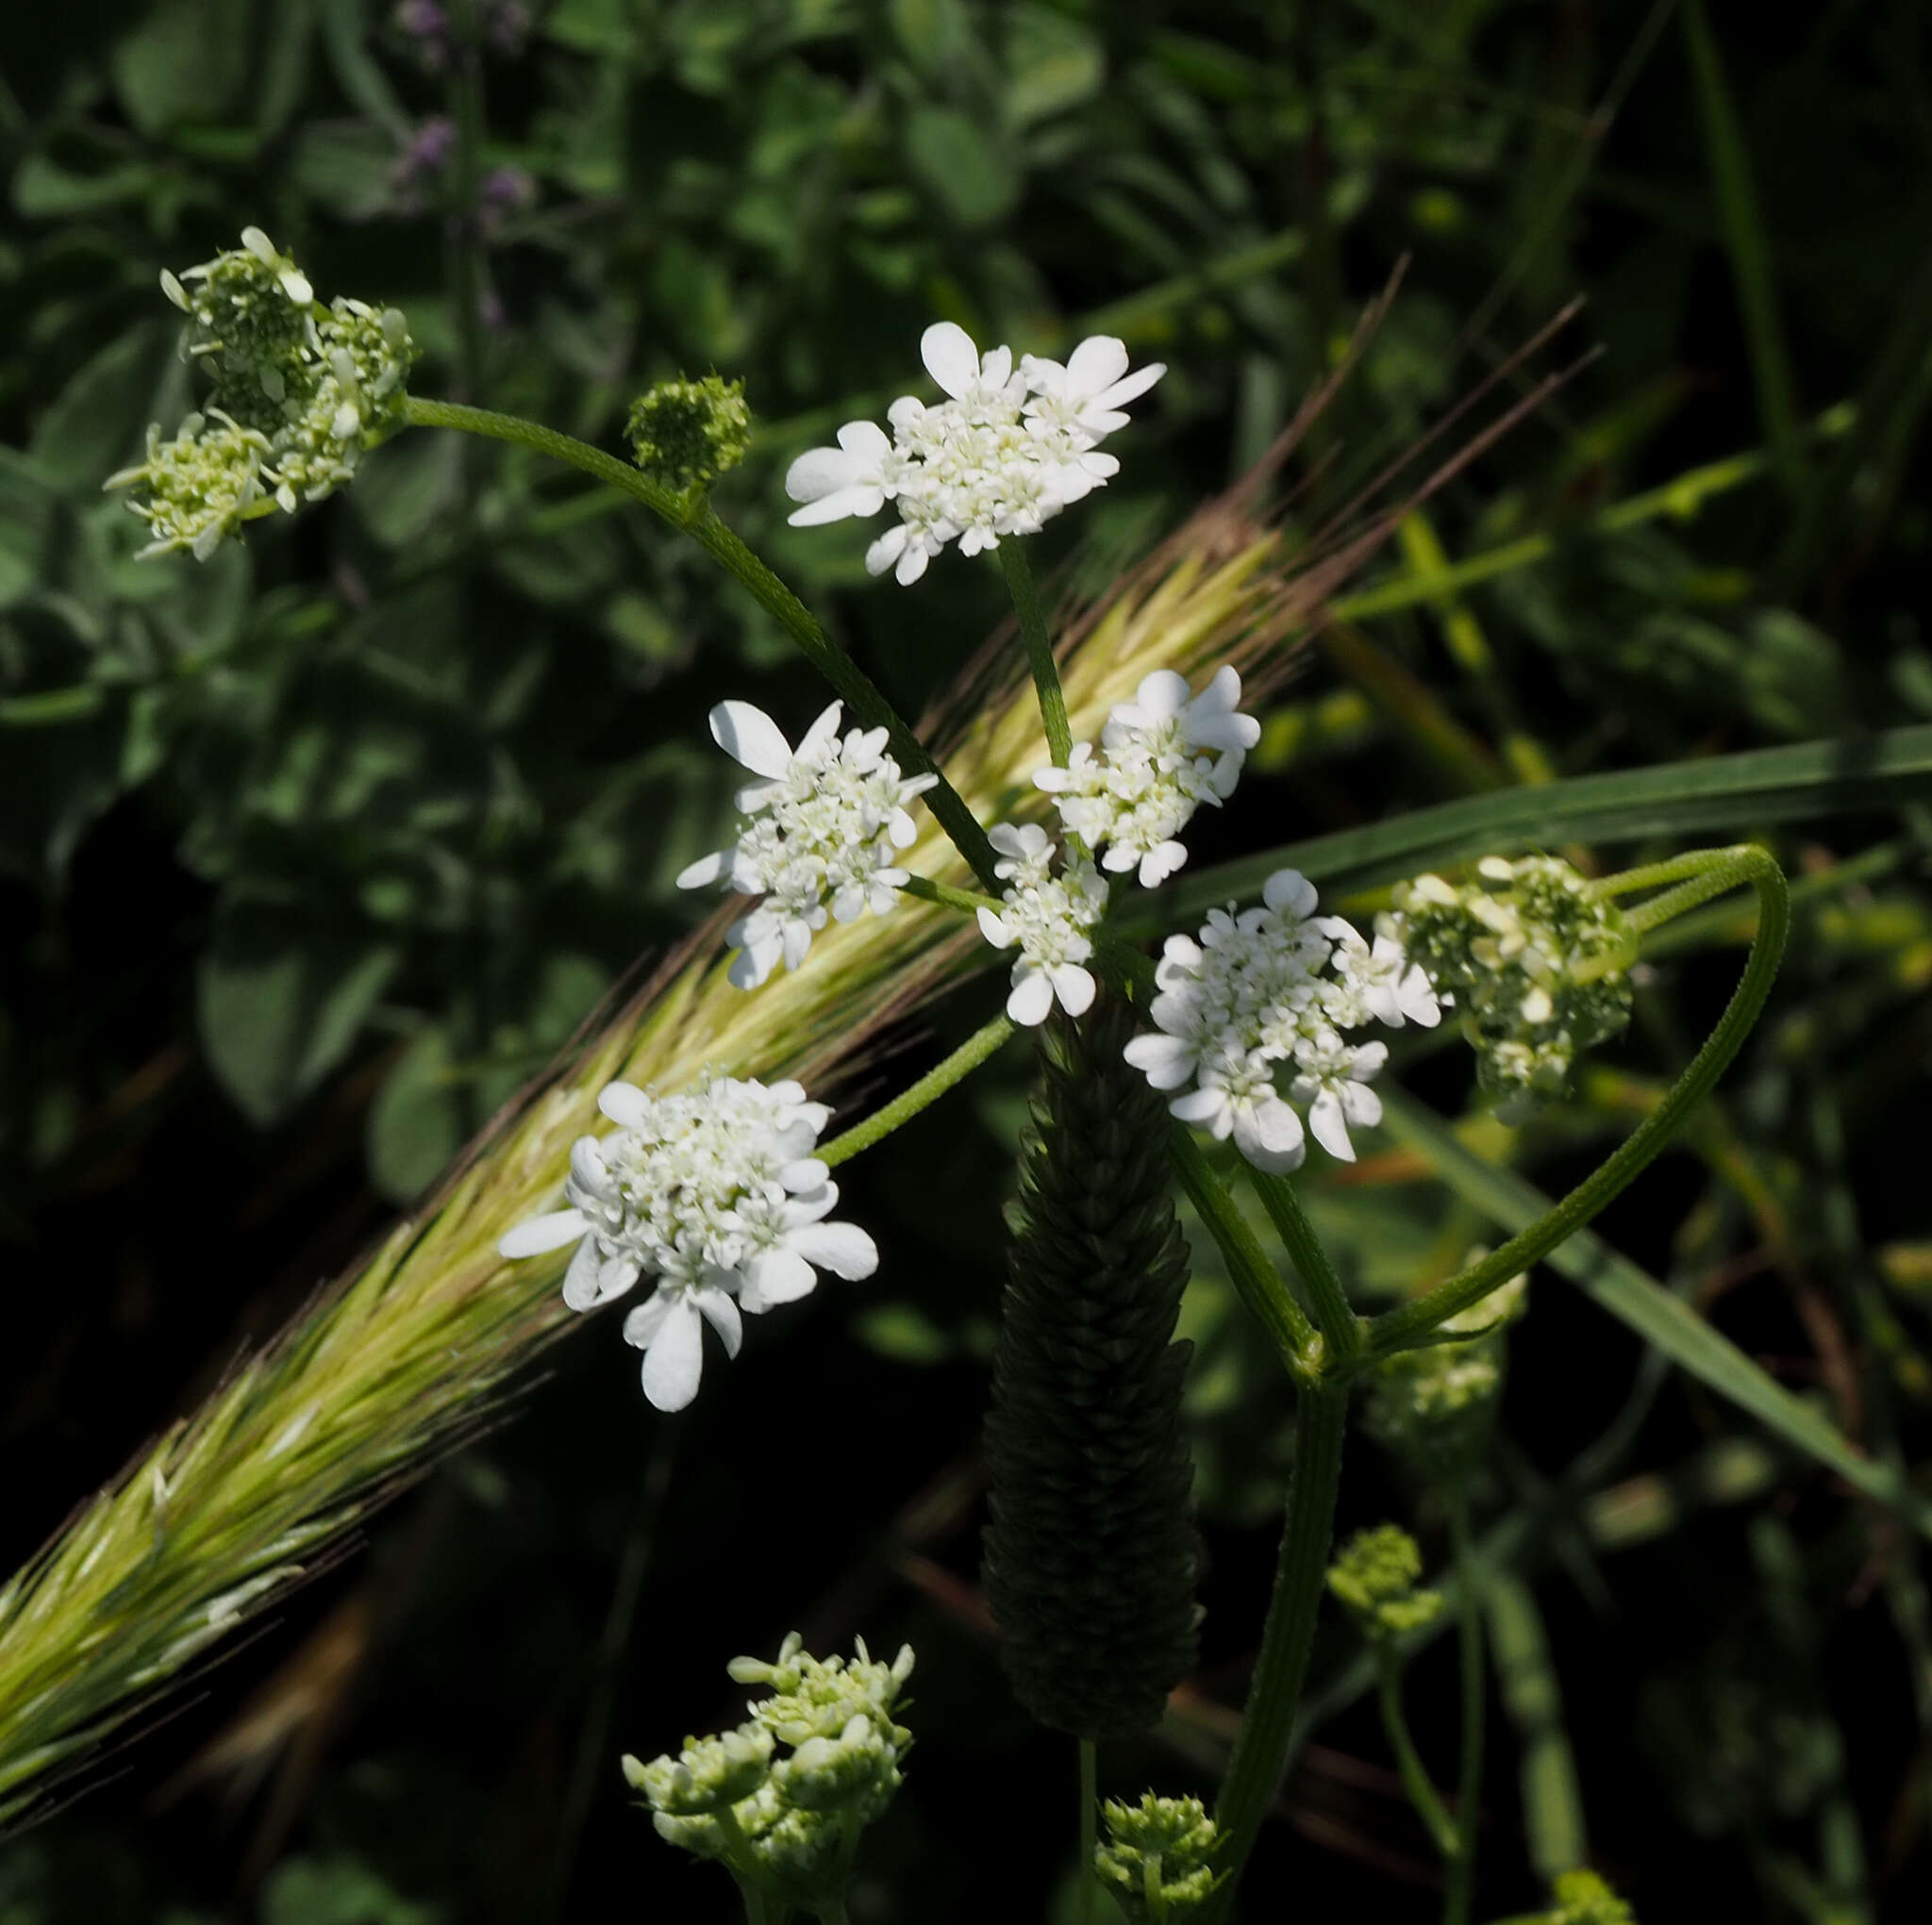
108, 228, 413, 560
784, 324, 1164, 584
1124, 871, 1440, 1171
677, 700, 939, 989
1036, 667, 1261, 887
497, 1074, 876, 1411
975, 822, 1109, 1027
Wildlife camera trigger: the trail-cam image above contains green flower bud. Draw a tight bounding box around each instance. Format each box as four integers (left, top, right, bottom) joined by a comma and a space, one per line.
1093, 1794, 1225, 1921
771, 1712, 901, 1817
104, 409, 276, 560
1326, 1524, 1444, 1641
1549, 1867, 1636, 1925
167, 227, 317, 427
629, 1720, 773, 1817
626, 373, 752, 500
1394, 856, 1635, 1106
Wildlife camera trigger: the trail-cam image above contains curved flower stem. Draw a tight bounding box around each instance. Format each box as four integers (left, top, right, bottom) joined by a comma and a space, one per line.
1078, 1736, 1099, 1925
399, 396, 1002, 892
1443, 1484, 1485, 1925
1246, 1170, 1364, 1366
997, 542, 1074, 768
1375, 1655, 1461, 1861
819, 1015, 1013, 1169
1166, 1127, 1319, 1378
1201, 1380, 1349, 1920
1366, 845, 1789, 1359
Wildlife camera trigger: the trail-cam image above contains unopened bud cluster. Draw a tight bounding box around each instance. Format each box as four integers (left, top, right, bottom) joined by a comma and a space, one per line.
1366, 1260, 1528, 1479
1093, 1793, 1226, 1921
623, 1633, 914, 1916
626, 373, 752, 501
107, 229, 413, 559
1394, 855, 1635, 1104
1326, 1524, 1444, 1642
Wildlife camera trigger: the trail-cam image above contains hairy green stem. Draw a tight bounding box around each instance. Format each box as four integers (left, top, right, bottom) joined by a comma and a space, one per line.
998, 542, 1074, 768
1202, 1381, 1349, 1918
1246, 1170, 1363, 1365
1444, 1486, 1485, 1925
1375, 1657, 1461, 1860
1367, 846, 1789, 1358
1166, 1128, 1319, 1376
399, 396, 1001, 891
819, 1015, 1013, 1169
896, 873, 1005, 919
1078, 1736, 1099, 1925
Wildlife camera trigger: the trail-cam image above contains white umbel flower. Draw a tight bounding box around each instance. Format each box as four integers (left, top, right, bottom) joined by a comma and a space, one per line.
498, 1075, 877, 1411
784, 323, 1164, 584
1035, 665, 1261, 887
1123, 869, 1419, 1171
677, 699, 940, 989
975, 828, 1109, 1027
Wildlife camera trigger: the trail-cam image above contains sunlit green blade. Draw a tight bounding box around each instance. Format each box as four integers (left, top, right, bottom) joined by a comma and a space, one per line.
1487, 1570, 1586, 1881
1152, 725, 1932, 918
1376, 1087, 1932, 1537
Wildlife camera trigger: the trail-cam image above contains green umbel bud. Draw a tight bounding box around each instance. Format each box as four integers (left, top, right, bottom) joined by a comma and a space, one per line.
982, 999, 1200, 1740
1326, 1524, 1444, 1641
121, 230, 416, 556
104, 410, 276, 560
627, 1721, 773, 1816
1549, 1867, 1636, 1924
1094, 1794, 1226, 1921
1366, 1252, 1528, 1480
625, 1635, 913, 1917
626, 373, 752, 499
1394, 856, 1635, 1105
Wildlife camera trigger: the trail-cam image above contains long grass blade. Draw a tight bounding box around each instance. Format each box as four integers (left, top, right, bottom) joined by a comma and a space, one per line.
1375, 1087, 1932, 1536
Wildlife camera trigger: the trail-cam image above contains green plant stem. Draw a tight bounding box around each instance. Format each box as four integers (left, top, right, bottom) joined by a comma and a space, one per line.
895, 873, 1005, 919
1246, 1170, 1363, 1365
1202, 1381, 1349, 1920
1078, 1736, 1099, 1925
1166, 1127, 1319, 1376
1374, 1657, 1461, 1861
1367, 846, 1789, 1358
819, 1015, 1013, 1169
1444, 1485, 1485, 1925
998, 542, 1073, 768
399, 396, 1001, 892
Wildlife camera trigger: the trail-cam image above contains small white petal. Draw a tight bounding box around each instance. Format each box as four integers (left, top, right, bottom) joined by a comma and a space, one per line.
694, 1286, 743, 1358
788, 1220, 878, 1280
623, 1291, 675, 1350
977, 906, 1014, 949
709, 701, 793, 779
741, 1247, 816, 1312
1007, 969, 1056, 1027
1063, 335, 1131, 400
560, 1236, 606, 1309
599, 1083, 652, 1128
922, 322, 982, 398
1123, 1033, 1197, 1089
1307, 1089, 1355, 1162
675, 849, 729, 890
1235, 1097, 1307, 1173
499, 1209, 590, 1258
1263, 870, 1319, 920
641, 1298, 706, 1411
1051, 963, 1096, 1017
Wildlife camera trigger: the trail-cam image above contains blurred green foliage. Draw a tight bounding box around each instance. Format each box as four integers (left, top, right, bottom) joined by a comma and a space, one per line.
4, 1, 1932, 1921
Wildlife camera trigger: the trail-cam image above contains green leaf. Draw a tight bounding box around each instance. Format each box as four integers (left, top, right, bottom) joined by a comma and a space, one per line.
1487, 1569, 1587, 1880
198, 895, 401, 1124
1005, 6, 1106, 125
109, 0, 257, 138
0, 451, 59, 610
904, 107, 1020, 230
1376, 1087, 1932, 1538
1158, 725, 1932, 916
29, 324, 181, 498
367, 1025, 465, 1204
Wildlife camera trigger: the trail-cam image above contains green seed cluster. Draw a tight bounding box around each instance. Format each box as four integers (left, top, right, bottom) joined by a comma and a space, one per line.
1395, 855, 1635, 1104
622, 1632, 913, 1916
982, 999, 1200, 1739
1325, 1523, 1444, 1642
108, 228, 414, 560
626, 373, 753, 500
1094, 1793, 1225, 1921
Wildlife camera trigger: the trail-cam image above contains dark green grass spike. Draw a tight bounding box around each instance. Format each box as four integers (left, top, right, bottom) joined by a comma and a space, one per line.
982, 999, 1200, 1739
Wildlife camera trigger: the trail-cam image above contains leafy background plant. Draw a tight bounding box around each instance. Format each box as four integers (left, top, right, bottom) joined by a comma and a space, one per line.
3, 1, 1931, 1919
